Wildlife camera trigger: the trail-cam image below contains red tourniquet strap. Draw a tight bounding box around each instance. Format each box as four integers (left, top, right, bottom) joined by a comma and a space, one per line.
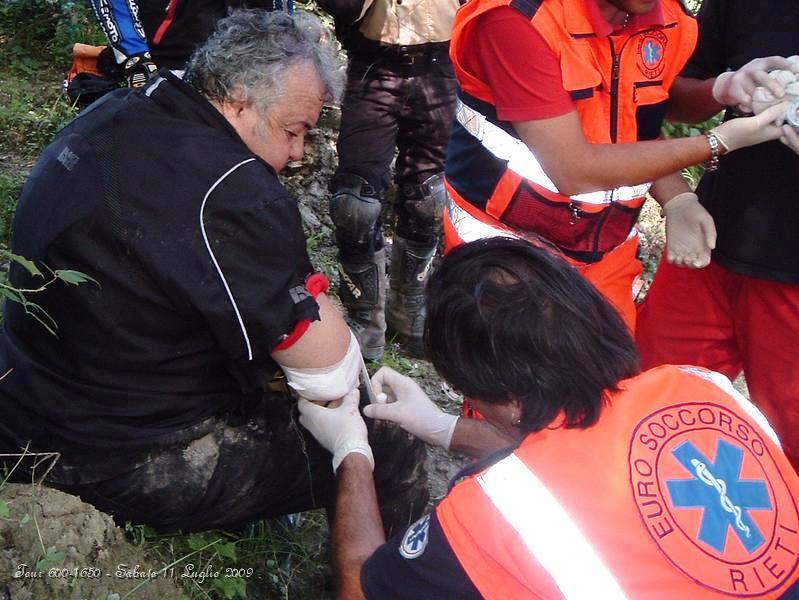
305, 272, 329, 296
273, 273, 329, 351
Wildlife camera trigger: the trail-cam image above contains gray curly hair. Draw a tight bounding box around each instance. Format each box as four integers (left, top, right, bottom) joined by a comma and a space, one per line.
185, 9, 344, 115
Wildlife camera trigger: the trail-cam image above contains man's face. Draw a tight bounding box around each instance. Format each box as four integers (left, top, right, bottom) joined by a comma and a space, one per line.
604, 0, 659, 16
226, 62, 326, 172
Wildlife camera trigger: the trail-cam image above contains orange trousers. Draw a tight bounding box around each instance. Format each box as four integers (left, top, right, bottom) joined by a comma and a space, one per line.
443, 211, 641, 332
444, 210, 641, 421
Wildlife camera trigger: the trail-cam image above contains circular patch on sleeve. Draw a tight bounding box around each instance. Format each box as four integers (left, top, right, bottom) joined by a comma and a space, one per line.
629, 402, 799, 596
399, 514, 431, 560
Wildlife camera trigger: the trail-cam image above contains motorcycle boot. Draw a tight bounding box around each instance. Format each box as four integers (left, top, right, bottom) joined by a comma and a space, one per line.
337, 250, 387, 361
329, 173, 387, 360
386, 237, 436, 357
387, 174, 446, 358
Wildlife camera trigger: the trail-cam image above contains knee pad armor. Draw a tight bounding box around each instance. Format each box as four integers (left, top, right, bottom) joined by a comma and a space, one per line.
329, 173, 383, 249
396, 173, 446, 240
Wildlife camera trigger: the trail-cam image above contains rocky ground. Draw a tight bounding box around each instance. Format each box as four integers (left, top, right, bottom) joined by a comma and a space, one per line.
0, 484, 184, 600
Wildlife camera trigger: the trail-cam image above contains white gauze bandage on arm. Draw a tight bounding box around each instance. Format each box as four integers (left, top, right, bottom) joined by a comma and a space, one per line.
281, 331, 362, 402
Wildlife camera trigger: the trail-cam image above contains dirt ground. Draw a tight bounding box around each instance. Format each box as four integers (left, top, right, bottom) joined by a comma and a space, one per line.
0, 484, 184, 600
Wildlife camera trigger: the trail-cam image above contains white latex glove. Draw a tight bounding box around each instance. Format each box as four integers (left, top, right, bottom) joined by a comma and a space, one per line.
781, 124, 799, 155
298, 388, 374, 472
712, 56, 798, 113
662, 192, 716, 269
364, 366, 459, 450
712, 102, 789, 152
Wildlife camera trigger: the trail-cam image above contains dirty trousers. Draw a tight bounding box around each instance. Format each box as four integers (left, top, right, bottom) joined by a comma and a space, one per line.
336, 51, 457, 194
47, 391, 429, 534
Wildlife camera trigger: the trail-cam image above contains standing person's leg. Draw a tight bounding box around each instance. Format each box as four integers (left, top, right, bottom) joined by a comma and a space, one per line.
330, 59, 403, 360
388, 55, 457, 356
636, 258, 742, 380
58, 391, 428, 535
736, 276, 799, 472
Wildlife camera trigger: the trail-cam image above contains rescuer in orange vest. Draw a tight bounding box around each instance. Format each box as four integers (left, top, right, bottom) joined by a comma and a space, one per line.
298, 236, 799, 599
443, 0, 790, 331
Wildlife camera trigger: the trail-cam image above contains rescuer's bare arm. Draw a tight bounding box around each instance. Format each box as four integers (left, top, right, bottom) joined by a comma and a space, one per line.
514, 103, 786, 195
448, 417, 518, 458
332, 453, 385, 600
666, 76, 722, 123
513, 111, 713, 196
649, 170, 693, 207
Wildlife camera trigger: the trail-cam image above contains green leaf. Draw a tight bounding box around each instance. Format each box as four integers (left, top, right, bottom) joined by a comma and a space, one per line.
54, 269, 98, 286
0, 500, 10, 519
36, 546, 66, 571
216, 542, 237, 560
187, 533, 215, 551
0, 289, 23, 304
2, 251, 42, 277
213, 576, 247, 600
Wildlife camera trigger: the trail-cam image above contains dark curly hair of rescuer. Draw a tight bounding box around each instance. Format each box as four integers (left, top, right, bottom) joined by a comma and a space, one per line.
424, 236, 641, 434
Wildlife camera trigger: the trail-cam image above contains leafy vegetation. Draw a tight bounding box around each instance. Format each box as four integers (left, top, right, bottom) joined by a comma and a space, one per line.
126, 515, 333, 599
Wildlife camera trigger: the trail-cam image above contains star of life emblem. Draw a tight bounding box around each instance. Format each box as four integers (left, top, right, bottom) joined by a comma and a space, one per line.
629, 402, 799, 596
399, 514, 431, 559
636, 30, 667, 79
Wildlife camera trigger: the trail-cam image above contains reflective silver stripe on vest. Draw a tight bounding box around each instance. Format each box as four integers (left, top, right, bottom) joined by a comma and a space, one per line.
446, 198, 518, 243
455, 99, 651, 205
476, 454, 628, 600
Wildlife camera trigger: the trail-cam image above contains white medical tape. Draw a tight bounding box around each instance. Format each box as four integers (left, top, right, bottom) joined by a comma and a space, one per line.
281, 330, 362, 402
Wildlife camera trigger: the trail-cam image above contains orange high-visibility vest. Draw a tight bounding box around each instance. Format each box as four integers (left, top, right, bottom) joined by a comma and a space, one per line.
444, 0, 697, 262
437, 366, 799, 599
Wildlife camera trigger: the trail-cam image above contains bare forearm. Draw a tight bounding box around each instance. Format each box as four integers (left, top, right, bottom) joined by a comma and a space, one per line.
333, 454, 385, 600
532, 137, 714, 196
515, 117, 713, 196
649, 171, 694, 208
564, 136, 711, 194
448, 417, 517, 458
667, 76, 723, 123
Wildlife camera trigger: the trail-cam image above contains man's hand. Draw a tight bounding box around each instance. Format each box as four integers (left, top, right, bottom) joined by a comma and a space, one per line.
364, 367, 459, 449
712, 56, 799, 113
712, 102, 789, 152
122, 52, 157, 88
662, 192, 716, 269
298, 388, 374, 472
